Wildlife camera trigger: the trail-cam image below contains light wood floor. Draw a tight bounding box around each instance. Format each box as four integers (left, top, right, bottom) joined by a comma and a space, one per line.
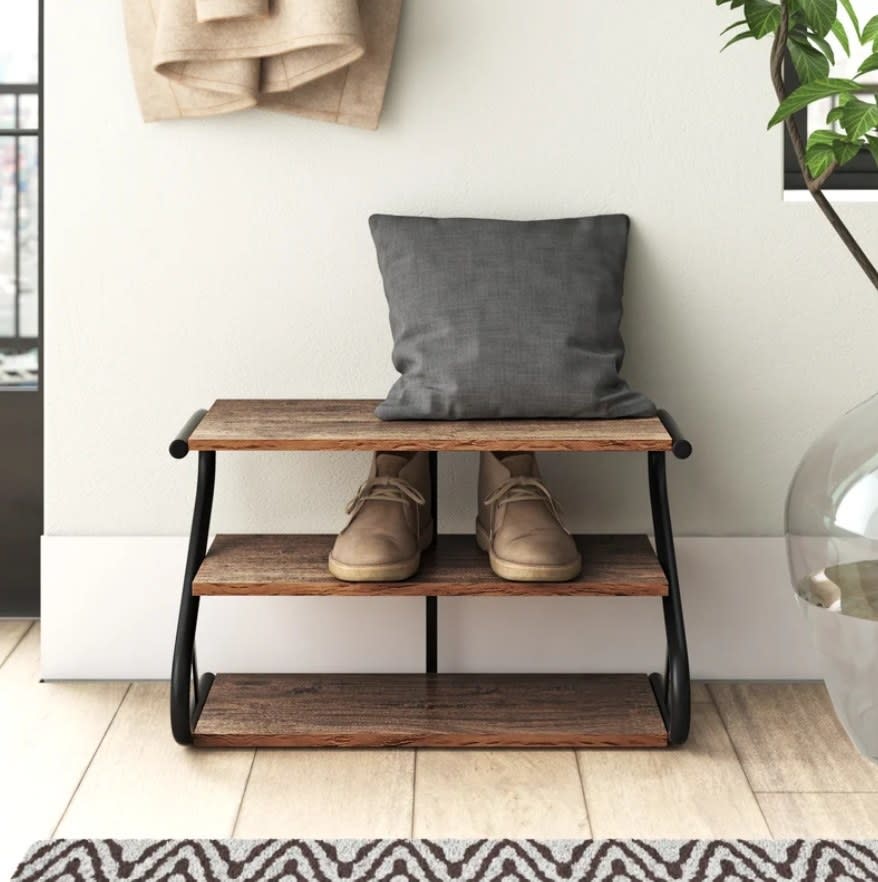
3, 621, 878, 878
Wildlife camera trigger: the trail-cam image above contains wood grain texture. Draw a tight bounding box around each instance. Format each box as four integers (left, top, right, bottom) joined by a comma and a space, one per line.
577, 703, 770, 839
413, 750, 590, 838
187, 399, 673, 452
710, 682, 878, 792
0, 626, 128, 882
56, 683, 255, 839
193, 534, 668, 597
235, 749, 414, 838
757, 793, 878, 838
193, 673, 668, 748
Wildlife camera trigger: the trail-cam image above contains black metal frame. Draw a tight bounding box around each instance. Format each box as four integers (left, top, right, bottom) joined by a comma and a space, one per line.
426, 450, 438, 673
169, 408, 692, 746
169, 410, 214, 743
648, 410, 692, 745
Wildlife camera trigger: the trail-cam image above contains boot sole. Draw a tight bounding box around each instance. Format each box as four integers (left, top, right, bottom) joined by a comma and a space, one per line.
476, 521, 582, 582
328, 522, 434, 582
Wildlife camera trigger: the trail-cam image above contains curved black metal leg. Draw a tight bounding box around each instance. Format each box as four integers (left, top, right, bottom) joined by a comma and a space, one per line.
647, 450, 691, 745
171, 450, 216, 745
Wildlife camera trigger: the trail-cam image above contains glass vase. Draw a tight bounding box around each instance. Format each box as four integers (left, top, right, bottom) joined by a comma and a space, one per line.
786, 392, 878, 759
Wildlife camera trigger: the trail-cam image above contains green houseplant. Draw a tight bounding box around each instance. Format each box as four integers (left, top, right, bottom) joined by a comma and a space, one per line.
719, 0, 878, 759
719, 0, 878, 286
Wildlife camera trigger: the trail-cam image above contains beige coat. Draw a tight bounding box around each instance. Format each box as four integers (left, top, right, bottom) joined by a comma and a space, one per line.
123, 0, 402, 128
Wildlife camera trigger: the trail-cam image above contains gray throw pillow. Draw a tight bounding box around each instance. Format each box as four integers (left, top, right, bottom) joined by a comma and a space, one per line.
369, 213, 655, 420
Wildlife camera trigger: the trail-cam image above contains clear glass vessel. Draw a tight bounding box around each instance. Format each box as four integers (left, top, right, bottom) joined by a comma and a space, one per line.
786, 392, 878, 759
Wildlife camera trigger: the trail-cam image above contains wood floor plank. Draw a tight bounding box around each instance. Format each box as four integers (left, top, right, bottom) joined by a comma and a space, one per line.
710, 682, 878, 792
55, 682, 254, 839
691, 682, 712, 703
0, 620, 32, 667
577, 703, 769, 838
0, 626, 128, 882
413, 749, 590, 838
758, 793, 878, 838
234, 749, 414, 838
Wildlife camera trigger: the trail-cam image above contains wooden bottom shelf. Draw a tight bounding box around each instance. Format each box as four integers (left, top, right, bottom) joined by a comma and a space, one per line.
192, 673, 668, 748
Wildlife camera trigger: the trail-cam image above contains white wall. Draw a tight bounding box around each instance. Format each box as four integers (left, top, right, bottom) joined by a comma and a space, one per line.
43, 0, 878, 677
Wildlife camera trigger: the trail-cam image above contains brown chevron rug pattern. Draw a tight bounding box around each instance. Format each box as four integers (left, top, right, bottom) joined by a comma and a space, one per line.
12, 838, 878, 882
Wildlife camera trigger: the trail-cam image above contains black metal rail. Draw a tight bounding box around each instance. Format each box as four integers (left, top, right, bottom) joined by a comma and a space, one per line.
426, 450, 438, 674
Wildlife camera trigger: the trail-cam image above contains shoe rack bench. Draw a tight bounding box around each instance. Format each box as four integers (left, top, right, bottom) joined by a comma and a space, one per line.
169, 400, 692, 749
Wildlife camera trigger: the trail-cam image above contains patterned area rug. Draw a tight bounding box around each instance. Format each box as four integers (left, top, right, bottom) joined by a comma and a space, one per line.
13, 839, 878, 882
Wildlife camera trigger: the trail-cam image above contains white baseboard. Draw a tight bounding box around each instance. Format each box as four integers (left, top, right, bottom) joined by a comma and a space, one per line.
40, 535, 822, 680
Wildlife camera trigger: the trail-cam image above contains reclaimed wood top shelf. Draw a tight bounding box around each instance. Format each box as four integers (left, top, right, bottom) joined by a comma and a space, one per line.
193, 533, 668, 597
187, 399, 673, 453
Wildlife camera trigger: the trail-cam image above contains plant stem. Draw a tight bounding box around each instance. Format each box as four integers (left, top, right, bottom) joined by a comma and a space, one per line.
771, 3, 878, 291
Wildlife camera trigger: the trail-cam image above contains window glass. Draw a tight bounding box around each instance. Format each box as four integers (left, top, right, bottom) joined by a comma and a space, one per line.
18, 94, 38, 129
17, 135, 38, 338
0, 4, 38, 84
0, 96, 14, 129
0, 136, 16, 337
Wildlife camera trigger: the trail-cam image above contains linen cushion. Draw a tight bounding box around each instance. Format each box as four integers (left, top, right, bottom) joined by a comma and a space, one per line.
369, 213, 655, 420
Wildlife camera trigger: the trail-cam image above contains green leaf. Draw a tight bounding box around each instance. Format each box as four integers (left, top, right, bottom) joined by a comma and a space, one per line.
722, 30, 756, 49
831, 18, 850, 55
827, 104, 846, 124
866, 135, 878, 167
799, 0, 838, 36
721, 18, 749, 34
790, 39, 832, 81
808, 128, 841, 145
839, 0, 860, 37
862, 14, 878, 43
839, 96, 878, 139
744, 0, 781, 37
767, 77, 861, 127
807, 32, 836, 65
859, 52, 878, 76
833, 138, 862, 164
805, 140, 836, 176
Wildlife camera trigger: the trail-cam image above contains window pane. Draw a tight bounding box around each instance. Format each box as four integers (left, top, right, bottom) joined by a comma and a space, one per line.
17, 135, 38, 338
18, 94, 38, 129
0, 136, 14, 337
0, 96, 14, 129
0, 346, 37, 386
0, 4, 39, 84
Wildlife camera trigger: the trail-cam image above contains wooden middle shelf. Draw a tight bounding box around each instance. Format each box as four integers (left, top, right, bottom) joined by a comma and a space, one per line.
193, 533, 668, 597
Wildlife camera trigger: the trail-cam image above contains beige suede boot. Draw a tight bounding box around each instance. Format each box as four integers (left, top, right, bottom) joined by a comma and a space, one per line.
329, 452, 433, 581
477, 452, 581, 582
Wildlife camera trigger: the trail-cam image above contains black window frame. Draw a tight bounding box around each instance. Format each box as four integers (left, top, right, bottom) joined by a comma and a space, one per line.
0, 4, 42, 377
784, 55, 878, 191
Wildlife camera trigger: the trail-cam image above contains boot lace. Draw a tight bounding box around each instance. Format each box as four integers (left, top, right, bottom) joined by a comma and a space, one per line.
483, 476, 569, 536
344, 476, 426, 519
